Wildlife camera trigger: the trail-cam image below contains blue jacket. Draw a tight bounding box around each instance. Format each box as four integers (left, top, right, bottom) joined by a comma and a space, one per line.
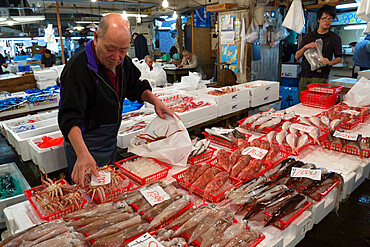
353, 34, 370, 69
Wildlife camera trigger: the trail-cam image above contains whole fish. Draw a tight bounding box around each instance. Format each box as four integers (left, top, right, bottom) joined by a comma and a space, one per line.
295, 134, 309, 154
217, 149, 232, 172
265, 145, 280, 163
230, 149, 242, 166
309, 116, 323, 130
203, 172, 229, 202
190, 163, 210, 183
142, 198, 176, 221
241, 114, 261, 126
231, 129, 247, 140
330, 119, 342, 130
308, 127, 321, 145
276, 130, 288, 150
237, 159, 263, 181
286, 133, 298, 152
275, 160, 305, 182
283, 111, 295, 121
77, 212, 131, 233
282, 121, 291, 131
230, 155, 251, 178
264, 158, 295, 179
201, 213, 234, 247
303, 172, 343, 202
290, 124, 297, 135
183, 164, 199, 186
225, 176, 268, 201
189, 168, 216, 194
320, 116, 330, 128
249, 116, 272, 132
299, 117, 312, 126
326, 130, 335, 150
256, 118, 281, 132
204, 128, 234, 144
265, 194, 306, 227
340, 134, 363, 158
148, 197, 191, 231
266, 131, 278, 146
231, 181, 278, 205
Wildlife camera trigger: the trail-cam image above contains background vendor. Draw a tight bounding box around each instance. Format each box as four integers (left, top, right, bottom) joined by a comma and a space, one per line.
41, 49, 56, 68
178, 49, 205, 78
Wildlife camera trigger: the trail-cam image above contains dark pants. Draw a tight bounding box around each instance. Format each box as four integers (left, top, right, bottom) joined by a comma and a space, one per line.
64, 123, 121, 178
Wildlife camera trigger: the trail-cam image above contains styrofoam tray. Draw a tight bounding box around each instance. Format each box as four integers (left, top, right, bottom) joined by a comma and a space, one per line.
196, 86, 250, 105
236, 81, 279, 98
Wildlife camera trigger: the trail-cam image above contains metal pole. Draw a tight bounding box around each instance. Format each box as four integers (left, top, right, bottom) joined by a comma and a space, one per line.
56, 1, 65, 64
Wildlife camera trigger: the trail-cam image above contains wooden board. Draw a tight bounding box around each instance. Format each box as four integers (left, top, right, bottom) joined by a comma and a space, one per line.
192, 26, 214, 78
0, 74, 37, 93
206, 3, 238, 12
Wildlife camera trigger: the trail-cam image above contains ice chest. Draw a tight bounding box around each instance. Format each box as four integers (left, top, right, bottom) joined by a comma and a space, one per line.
280, 86, 299, 109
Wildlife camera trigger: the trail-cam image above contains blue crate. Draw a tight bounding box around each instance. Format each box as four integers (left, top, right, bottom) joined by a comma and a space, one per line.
33, 54, 42, 60
281, 77, 299, 87
18, 65, 30, 72
13, 55, 30, 61
280, 86, 299, 110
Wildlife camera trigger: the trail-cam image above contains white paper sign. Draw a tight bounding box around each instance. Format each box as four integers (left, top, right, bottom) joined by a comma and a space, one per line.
242, 147, 268, 159
127, 233, 164, 247
291, 123, 315, 133
221, 31, 235, 44
333, 130, 358, 141
140, 184, 170, 206
290, 167, 321, 181
271, 113, 284, 118
91, 171, 111, 186
341, 109, 360, 115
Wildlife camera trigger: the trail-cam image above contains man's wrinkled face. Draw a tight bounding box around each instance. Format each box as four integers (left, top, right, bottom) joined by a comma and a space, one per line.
183, 52, 190, 60
94, 25, 131, 70
145, 58, 153, 68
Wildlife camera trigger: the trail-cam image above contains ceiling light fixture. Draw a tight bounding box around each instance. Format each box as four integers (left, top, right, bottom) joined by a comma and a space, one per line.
173, 11, 178, 19
91, 0, 97, 2
336, 3, 359, 9
162, 0, 169, 9
5, 17, 15, 26
344, 24, 367, 30
74, 24, 85, 31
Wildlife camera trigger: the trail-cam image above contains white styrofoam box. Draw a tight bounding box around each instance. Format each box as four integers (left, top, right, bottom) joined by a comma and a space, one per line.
117, 120, 146, 149
341, 171, 356, 202
0, 163, 31, 224
197, 86, 250, 106
8, 118, 58, 148
28, 131, 67, 173
0, 102, 30, 119
250, 93, 280, 107
310, 187, 338, 225
237, 81, 280, 99
33, 69, 58, 81
4, 201, 36, 235
13, 124, 60, 161
351, 161, 370, 194
152, 88, 185, 97
284, 211, 313, 247
30, 65, 42, 72
217, 99, 249, 117
182, 110, 218, 128
28, 94, 60, 111
122, 108, 155, 122
178, 103, 218, 127
281, 64, 300, 78
36, 80, 57, 90
51, 64, 65, 78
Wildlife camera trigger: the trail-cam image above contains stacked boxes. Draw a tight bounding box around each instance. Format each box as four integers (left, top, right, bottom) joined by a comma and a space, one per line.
33, 69, 58, 90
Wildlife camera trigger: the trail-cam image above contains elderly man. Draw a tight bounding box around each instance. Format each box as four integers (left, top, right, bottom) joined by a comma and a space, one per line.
144, 55, 154, 70
58, 14, 175, 187
178, 49, 204, 76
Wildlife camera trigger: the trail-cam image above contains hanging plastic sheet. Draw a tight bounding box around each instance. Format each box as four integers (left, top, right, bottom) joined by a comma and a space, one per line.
356, 0, 370, 22
282, 0, 305, 34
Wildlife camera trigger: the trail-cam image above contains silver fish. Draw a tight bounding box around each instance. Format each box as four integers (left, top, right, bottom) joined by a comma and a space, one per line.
320, 116, 330, 128
256, 118, 281, 132
204, 128, 234, 143
267, 131, 278, 146
290, 124, 297, 135
276, 130, 288, 149
286, 133, 298, 152
249, 116, 272, 132
282, 121, 292, 131
330, 119, 342, 130
241, 114, 261, 126
309, 127, 321, 145
295, 134, 309, 154
299, 117, 312, 126
309, 116, 323, 129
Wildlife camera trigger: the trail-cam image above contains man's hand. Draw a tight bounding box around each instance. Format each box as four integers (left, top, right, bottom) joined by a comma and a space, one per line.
320, 58, 330, 65
304, 42, 317, 50
71, 152, 100, 188
177, 64, 182, 68
154, 100, 180, 119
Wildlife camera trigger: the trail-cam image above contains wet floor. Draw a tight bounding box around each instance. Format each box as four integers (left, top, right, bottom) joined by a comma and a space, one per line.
0, 134, 369, 246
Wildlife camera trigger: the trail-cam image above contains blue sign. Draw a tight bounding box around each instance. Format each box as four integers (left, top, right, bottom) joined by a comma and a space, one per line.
332, 11, 366, 26
193, 8, 210, 28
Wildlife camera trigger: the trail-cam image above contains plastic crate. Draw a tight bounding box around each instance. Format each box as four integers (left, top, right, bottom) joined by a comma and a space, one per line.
92, 172, 134, 204
202, 131, 251, 149
305, 180, 342, 202
330, 103, 370, 124
300, 90, 338, 109
306, 83, 343, 95
172, 168, 242, 203
115, 155, 172, 185
187, 146, 216, 165
23, 179, 87, 221
264, 200, 312, 230
321, 133, 370, 158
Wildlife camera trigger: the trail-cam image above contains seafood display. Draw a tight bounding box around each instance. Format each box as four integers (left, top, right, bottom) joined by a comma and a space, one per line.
189, 138, 211, 158
121, 111, 152, 121
134, 125, 183, 145
168, 100, 211, 113
0, 171, 21, 199
207, 87, 238, 96
324, 130, 369, 158
204, 127, 247, 146
36, 136, 64, 148
118, 121, 148, 134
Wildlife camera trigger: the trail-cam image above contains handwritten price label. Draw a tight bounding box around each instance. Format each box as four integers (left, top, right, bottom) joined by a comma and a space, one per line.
333, 131, 358, 141
91, 171, 111, 186
271, 112, 285, 118
242, 147, 268, 159
291, 167, 321, 181
342, 110, 360, 115
140, 184, 170, 206
291, 123, 315, 133
127, 233, 164, 247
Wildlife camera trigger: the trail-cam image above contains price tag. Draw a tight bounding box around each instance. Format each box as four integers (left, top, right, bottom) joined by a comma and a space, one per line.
291, 123, 315, 133
241, 147, 268, 159
211, 127, 233, 135
342, 109, 360, 115
91, 171, 111, 186
271, 112, 284, 118
140, 184, 170, 206
291, 167, 321, 181
333, 131, 358, 141
127, 233, 164, 247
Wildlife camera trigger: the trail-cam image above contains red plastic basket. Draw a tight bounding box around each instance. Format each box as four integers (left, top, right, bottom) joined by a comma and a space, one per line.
305, 180, 342, 202
335, 102, 370, 123
24, 179, 87, 221
202, 131, 251, 149
306, 83, 343, 95
115, 155, 172, 185
317, 110, 361, 130
300, 90, 338, 109
172, 169, 242, 203
321, 133, 370, 158
264, 200, 312, 230
92, 172, 134, 204
187, 147, 216, 165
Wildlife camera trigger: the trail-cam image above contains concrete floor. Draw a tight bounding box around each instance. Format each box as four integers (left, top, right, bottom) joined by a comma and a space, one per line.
0, 135, 369, 246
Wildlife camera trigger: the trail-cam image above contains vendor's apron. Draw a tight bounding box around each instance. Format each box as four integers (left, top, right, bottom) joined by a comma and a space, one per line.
64, 123, 121, 175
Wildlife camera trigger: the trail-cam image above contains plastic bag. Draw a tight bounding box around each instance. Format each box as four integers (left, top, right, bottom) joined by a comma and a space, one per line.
176, 72, 201, 91
344, 77, 370, 107
356, 0, 370, 22
282, 0, 305, 34
246, 18, 259, 43
304, 39, 325, 71
149, 64, 167, 87
128, 114, 193, 166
